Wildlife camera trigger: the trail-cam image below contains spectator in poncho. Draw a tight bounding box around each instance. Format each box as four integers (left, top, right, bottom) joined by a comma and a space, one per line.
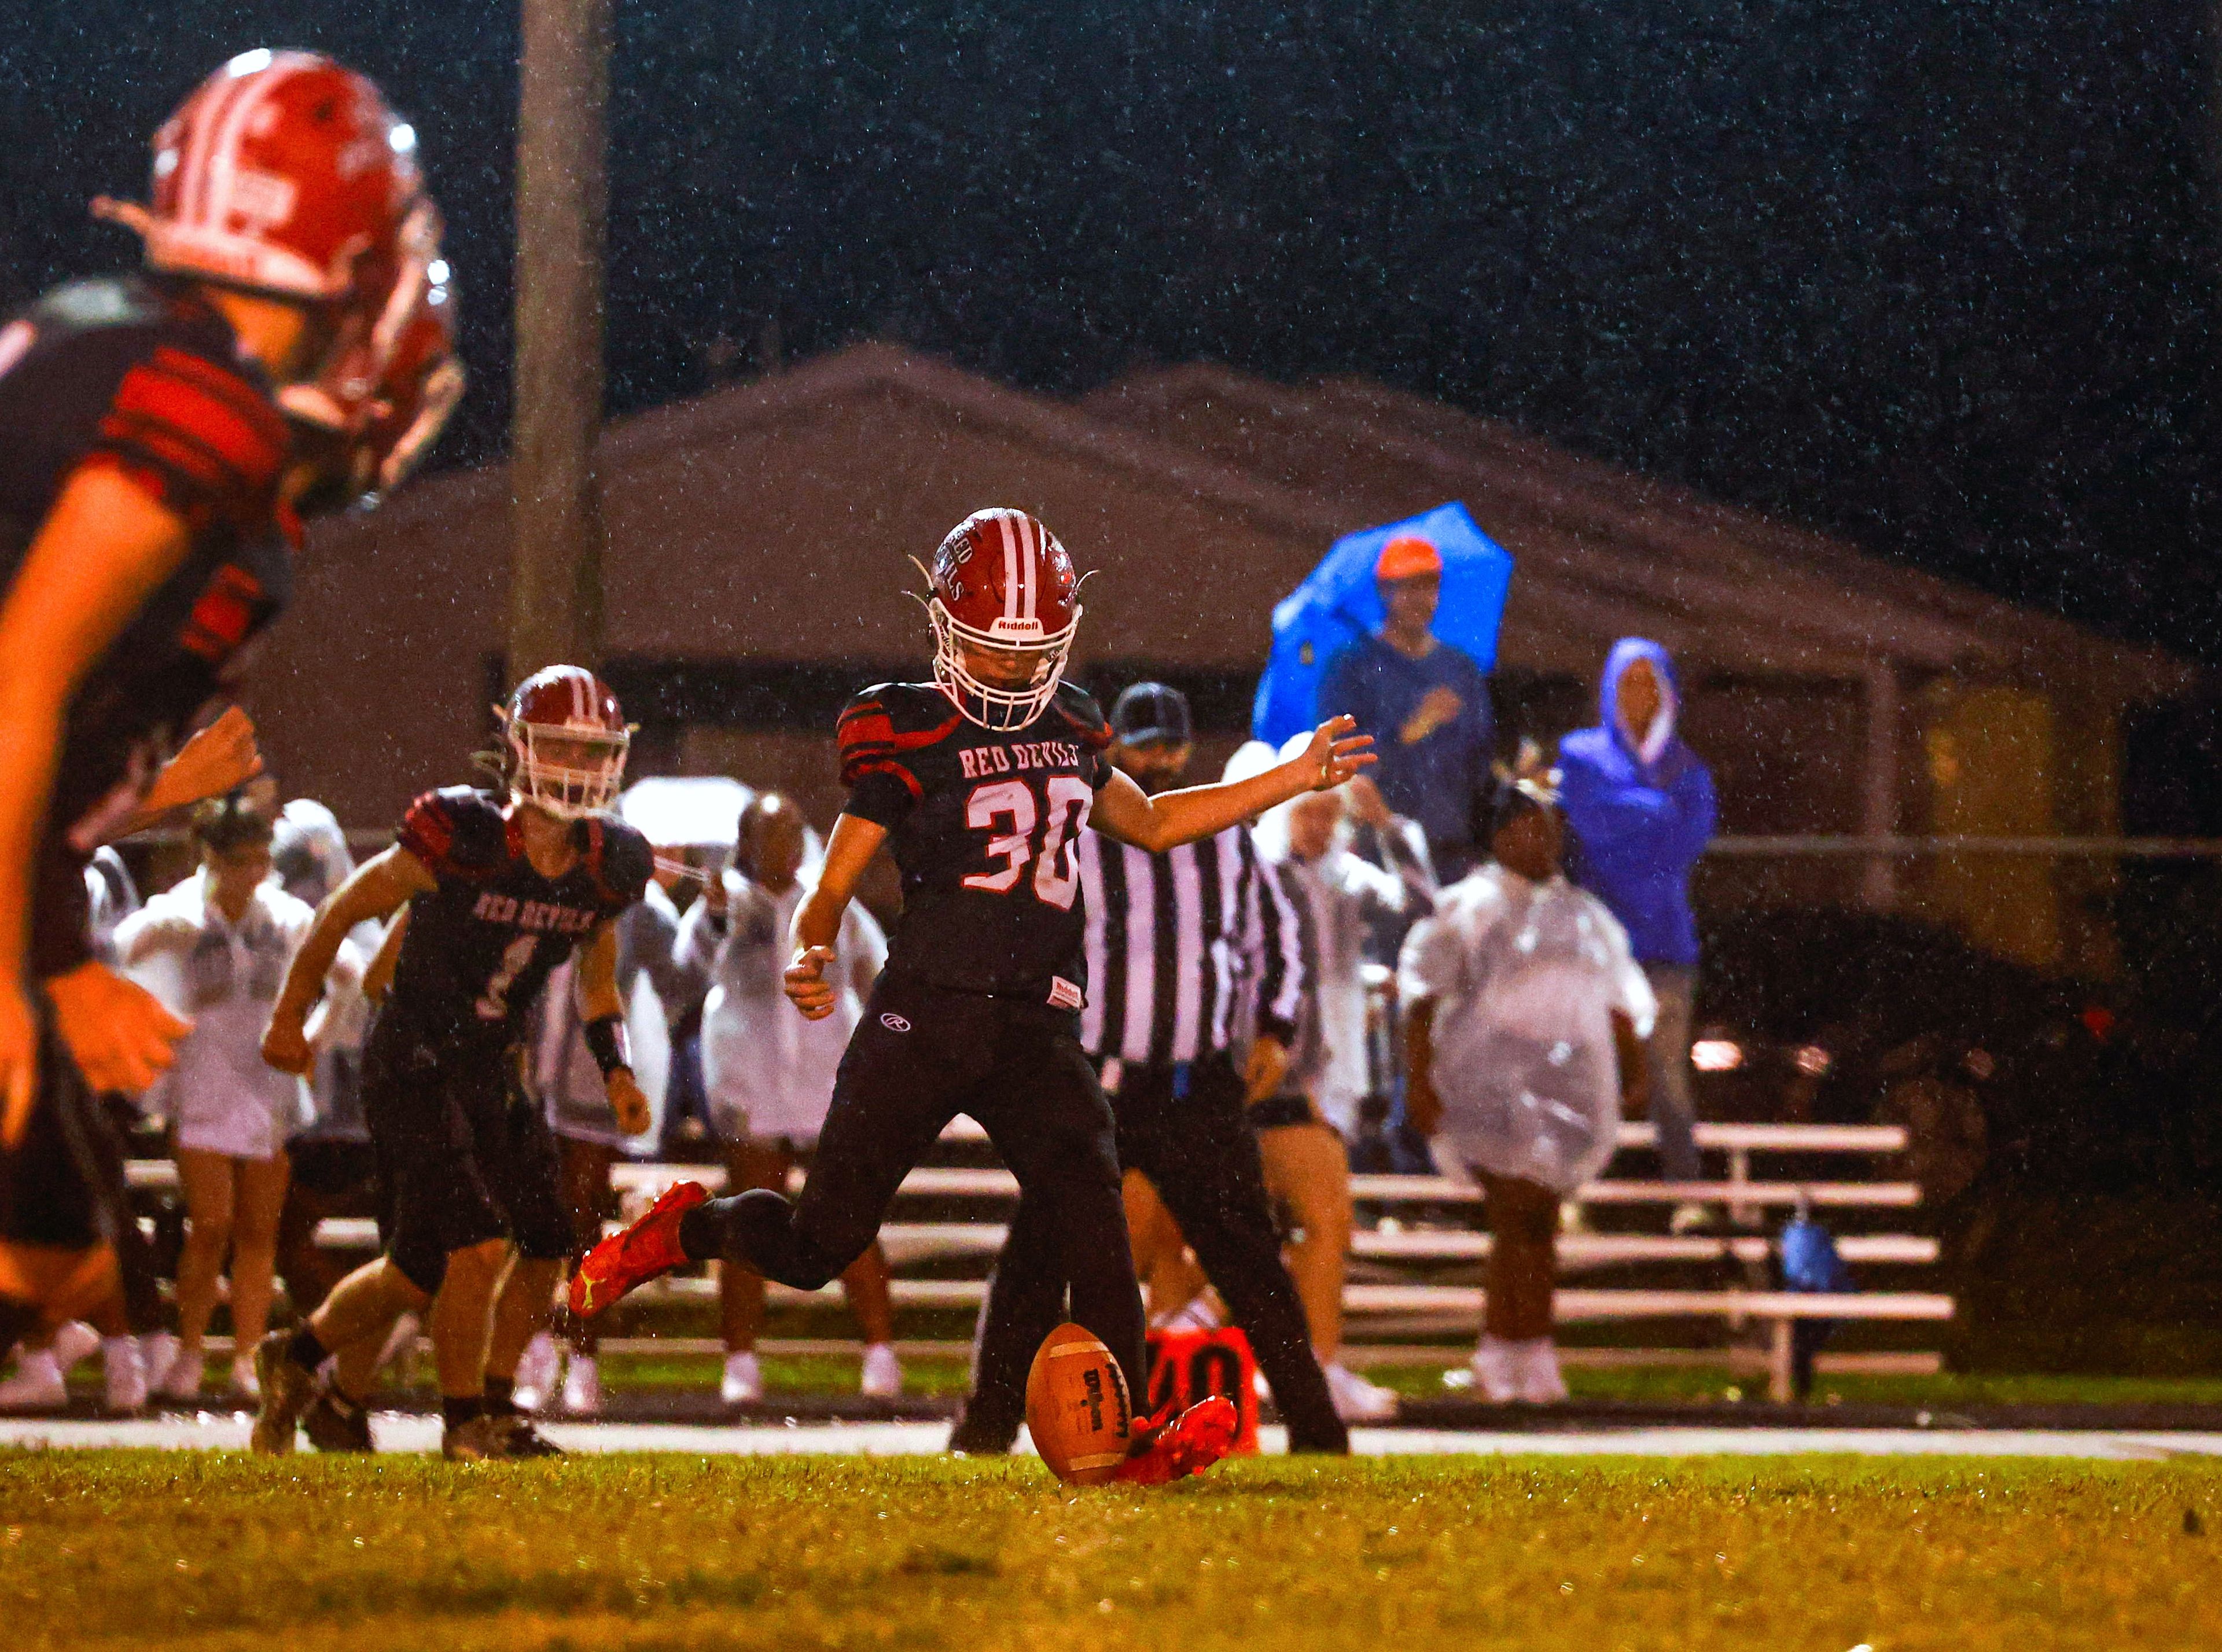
1557, 638, 1716, 1229
1400, 772, 1652, 1404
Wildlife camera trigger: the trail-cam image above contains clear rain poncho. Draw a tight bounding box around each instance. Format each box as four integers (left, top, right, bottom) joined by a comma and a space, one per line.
1398, 863, 1655, 1194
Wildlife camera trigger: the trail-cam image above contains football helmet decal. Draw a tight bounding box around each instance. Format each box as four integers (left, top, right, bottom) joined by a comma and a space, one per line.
111, 50, 422, 299
921, 507, 1084, 731
500, 665, 631, 819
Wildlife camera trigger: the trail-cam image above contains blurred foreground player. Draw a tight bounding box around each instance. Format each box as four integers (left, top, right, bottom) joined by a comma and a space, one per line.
0, 51, 439, 1353
254, 668, 653, 1459
573, 507, 1373, 1482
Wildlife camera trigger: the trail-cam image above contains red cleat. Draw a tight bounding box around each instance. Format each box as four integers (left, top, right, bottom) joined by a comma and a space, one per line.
1113, 1395, 1239, 1486
568, 1180, 708, 1319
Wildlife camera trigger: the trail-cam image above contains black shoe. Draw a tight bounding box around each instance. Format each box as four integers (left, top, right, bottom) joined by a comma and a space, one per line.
493, 1414, 564, 1458
301, 1389, 374, 1454
947, 1408, 1021, 1456
249, 1331, 318, 1456
442, 1414, 505, 1461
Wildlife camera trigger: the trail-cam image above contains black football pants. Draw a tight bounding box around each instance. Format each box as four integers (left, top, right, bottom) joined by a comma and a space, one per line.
678, 978, 1148, 1394
954, 1051, 1349, 1455
0, 989, 128, 1336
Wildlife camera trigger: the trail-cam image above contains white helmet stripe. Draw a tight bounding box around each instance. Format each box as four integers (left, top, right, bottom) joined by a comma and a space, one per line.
181, 71, 255, 226
1018, 513, 1038, 621
1000, 514, 1021, 623
201, 61, 290, 230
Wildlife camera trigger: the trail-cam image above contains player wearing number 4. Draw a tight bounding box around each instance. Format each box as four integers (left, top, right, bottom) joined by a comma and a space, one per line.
250, 667, 655, 1461
573, 508, 1373, 1484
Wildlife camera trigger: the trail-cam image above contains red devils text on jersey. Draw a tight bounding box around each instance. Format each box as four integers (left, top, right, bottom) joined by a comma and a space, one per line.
0, 277, 295, 978
837, 680, 1113, 1007
381, 788, 654, 1051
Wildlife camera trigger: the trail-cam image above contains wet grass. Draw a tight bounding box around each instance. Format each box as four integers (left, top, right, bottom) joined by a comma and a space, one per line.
5, 1451, 2221, 1649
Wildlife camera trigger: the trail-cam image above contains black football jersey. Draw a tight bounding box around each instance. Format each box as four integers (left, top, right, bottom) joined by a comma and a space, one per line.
0, 277, 295, 978
838, 680, 1113, 1006
380, 788, 655, 1050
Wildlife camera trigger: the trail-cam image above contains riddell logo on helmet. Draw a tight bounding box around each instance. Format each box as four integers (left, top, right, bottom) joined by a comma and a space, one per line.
229, 170, 299, 227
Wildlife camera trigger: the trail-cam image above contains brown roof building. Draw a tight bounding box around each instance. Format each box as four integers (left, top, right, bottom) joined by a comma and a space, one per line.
251, 343, 2194, 972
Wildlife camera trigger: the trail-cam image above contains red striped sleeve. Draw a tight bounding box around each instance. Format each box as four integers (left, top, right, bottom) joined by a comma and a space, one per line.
845, 758, 924, 802
91, 345, 286, 528
839, 697, 963, 755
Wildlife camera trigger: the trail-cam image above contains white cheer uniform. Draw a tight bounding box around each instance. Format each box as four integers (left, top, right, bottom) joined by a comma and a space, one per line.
676, 869, 885, 1145
119, 870, 314, 1161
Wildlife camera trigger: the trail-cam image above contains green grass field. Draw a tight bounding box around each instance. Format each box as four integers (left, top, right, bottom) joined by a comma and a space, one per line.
6, 1452, 2221, 1650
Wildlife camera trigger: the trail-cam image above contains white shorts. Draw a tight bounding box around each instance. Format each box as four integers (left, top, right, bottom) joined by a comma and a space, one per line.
174, 1098, 288, 1163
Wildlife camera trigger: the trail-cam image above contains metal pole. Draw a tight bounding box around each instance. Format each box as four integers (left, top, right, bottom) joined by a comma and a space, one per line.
1859, 661, 1901, 907
509, 0, 612, 680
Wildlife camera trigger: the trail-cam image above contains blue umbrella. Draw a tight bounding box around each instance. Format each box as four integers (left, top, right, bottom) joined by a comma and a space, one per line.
1251, 501, 1515, 748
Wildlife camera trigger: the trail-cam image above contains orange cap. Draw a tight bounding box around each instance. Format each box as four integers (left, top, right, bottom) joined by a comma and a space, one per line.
1375, 535, 1443, 582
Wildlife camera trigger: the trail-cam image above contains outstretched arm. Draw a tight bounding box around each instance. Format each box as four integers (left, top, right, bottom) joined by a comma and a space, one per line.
784, 812, 888, 1020
1090, 716, 1375, 853
262, 846, 436, 1074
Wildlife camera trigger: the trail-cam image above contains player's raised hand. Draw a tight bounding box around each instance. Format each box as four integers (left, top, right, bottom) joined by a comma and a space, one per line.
606, 1067, 652, 1136
1301, 715, 1378, 792
784, 944, 838, 1020
261, 1006, 314, 1076
49, 961, 189, 1094
134, 706, 263, 823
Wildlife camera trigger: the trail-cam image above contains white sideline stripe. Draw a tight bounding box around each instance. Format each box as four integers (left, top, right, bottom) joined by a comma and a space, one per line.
1, 1416, 2216, 1462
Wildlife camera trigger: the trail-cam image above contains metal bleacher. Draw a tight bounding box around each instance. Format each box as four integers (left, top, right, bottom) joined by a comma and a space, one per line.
124, 1116, 1952, 1403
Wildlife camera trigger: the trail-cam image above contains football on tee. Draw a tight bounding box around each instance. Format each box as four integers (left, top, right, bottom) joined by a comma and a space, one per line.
1025, 1323, 1132, 1485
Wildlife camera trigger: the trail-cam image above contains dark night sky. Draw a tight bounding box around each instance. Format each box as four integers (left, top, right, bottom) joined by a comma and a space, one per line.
5, 1, 2219, 665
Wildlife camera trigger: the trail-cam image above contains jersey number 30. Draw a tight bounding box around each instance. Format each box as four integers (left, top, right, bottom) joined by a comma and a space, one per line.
962, 776, 1092, 910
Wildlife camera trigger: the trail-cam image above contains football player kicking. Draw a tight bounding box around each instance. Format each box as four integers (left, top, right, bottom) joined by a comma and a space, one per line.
252, 668, 655, 1460
573, 508, 1373, 1484
0, 52, 444, 1361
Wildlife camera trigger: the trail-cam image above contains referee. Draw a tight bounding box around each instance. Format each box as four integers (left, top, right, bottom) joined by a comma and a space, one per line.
951, 683, 1349, 1455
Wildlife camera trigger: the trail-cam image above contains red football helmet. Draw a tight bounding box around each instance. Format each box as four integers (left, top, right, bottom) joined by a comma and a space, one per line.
922, 508, 1084, 730
287, 257, 463, 510
352, 276, 465, 499
277, 195, 451, 446
95, 50, 440, 390
500, 666, 631, 819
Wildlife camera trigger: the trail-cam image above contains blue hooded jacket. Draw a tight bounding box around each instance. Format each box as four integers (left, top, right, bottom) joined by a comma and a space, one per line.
1557, 638, 1717, 968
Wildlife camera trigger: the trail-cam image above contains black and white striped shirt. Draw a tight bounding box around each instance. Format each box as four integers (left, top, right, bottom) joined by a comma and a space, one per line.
1077, 825, 1307, 1068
